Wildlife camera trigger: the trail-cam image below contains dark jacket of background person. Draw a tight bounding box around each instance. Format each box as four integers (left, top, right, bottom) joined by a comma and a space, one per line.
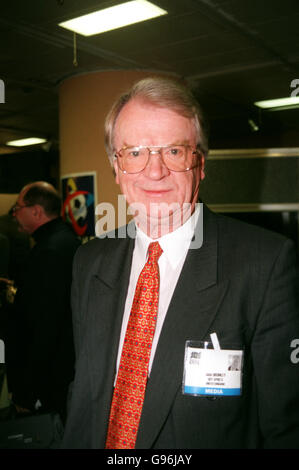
0, 212, 30, 288
0, 233, 10, 342
6, 217, 80, 421
0, 233, 9, 278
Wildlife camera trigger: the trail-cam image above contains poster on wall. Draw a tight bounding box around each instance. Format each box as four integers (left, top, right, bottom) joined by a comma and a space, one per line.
61, 172, 96, 238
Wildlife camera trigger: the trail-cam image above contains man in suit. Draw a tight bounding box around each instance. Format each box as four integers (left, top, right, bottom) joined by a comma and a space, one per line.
5, 181, 80, 422
63, 77, 299, 448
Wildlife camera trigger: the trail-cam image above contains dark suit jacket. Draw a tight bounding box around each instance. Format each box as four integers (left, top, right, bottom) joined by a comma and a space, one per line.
62, 205, 299, 448
0, 232, 9, 278
6, 217, 80, 420
0, 213, 30, 287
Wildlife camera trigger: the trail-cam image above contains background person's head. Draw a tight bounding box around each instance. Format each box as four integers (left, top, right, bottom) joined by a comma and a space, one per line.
13, 181, 61, 234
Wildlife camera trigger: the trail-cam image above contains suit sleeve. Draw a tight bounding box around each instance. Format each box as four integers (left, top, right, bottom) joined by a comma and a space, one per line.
252, 238, 299, 448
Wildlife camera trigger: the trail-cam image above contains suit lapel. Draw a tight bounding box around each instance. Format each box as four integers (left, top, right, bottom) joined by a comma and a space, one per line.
137, 207, 229, 448
85, 234, 135, 447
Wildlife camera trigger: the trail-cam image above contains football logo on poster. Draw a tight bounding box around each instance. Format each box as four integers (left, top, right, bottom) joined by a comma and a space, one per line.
61, 172, 96, 237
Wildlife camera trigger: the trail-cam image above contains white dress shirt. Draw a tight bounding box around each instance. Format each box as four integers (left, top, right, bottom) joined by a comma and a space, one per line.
115, 205, 201, 376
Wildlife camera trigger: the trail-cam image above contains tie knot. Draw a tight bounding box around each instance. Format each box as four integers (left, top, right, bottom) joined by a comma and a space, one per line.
148, 241, 163, 263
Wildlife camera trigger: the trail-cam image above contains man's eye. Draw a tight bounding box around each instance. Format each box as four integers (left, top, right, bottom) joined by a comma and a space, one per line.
166, 147, 183, 157
128, 150, 140, 157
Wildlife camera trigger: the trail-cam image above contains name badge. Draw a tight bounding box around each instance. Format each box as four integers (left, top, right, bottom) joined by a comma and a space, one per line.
183, 333, 243, 397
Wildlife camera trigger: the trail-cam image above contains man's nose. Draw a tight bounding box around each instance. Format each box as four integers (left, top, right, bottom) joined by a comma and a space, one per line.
143, 151, 169, 179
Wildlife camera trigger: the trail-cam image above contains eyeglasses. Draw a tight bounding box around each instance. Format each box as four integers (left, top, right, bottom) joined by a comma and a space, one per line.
12, 204, 33, 213
115, 144, 200, 174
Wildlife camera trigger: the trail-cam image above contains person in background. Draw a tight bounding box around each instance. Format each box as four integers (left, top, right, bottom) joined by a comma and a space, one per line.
0, 207, 30, 289
63, 77, 299, 448
0, 233, 9, 279
5, 181, 80, 422
0, 208, 30, 350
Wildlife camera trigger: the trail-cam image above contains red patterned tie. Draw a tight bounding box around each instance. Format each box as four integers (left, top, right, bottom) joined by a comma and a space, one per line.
105, 241, 163, 449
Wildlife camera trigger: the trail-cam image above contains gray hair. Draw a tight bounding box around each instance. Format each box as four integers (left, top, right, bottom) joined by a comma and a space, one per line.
104, 76, 209, 166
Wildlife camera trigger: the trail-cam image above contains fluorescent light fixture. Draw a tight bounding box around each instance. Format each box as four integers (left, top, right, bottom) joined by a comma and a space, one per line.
6, 137, 47, 147
58, 0, 167, 36
254, 97, 299, 110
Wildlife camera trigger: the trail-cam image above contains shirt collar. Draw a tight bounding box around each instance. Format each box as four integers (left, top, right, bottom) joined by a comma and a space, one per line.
135, 204, 201, 269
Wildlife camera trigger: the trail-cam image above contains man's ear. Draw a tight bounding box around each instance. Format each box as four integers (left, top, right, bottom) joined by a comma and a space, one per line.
32, 204, 44, 219
200, 154, 205, 181
113, 158, 120, 184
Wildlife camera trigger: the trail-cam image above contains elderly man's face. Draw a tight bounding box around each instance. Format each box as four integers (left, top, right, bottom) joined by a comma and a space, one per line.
113, 99, 205, 235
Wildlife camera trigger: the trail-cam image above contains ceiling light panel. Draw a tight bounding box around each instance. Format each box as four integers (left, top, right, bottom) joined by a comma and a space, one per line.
254, 97, 299, 109
58, 0, 167, 36
6, 137, 47, 147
